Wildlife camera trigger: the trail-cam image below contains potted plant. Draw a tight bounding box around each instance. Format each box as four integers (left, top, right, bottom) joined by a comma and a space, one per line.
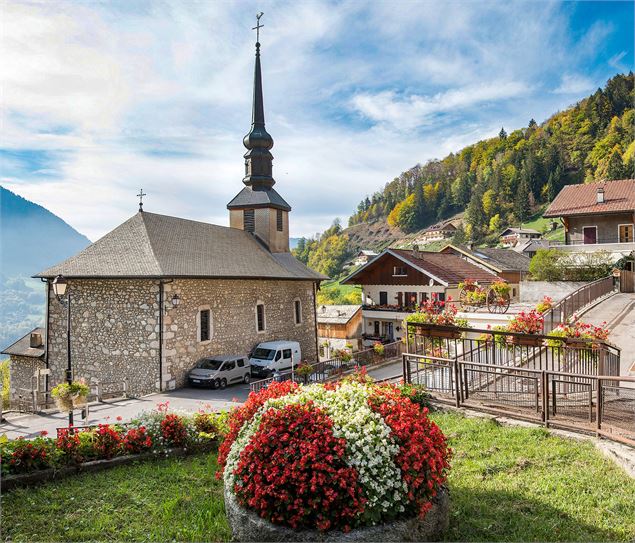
405, 298, 467, 340
218, 381, 450, 541
51, 380, 90, 412
535, 296, 554, 314
295, 361, 314, 384
506, 310, 544, 346
373, 341, 385, 357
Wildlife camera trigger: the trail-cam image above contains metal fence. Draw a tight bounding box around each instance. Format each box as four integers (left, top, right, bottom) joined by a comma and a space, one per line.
249, 341, 403, 393
542, 276, 616, 333
403, 353, 634, 447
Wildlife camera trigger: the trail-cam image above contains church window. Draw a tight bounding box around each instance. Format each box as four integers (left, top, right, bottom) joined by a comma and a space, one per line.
294, 299, 302, 324
199, 309, 211, 342
244, 209, 255, 233
256, 303, 266, 332
276, 209, 283, 232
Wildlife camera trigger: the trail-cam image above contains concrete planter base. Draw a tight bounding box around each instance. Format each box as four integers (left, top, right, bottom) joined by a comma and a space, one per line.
224, 486, 449, 542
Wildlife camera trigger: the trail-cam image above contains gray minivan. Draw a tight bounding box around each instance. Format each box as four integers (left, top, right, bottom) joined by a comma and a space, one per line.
188, 355, 251, 389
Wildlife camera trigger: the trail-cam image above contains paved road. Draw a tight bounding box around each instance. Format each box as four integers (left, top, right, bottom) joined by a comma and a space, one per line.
580, 293, 635, 378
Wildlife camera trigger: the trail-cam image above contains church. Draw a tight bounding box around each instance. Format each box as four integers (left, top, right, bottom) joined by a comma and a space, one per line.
2, 34, 326, 404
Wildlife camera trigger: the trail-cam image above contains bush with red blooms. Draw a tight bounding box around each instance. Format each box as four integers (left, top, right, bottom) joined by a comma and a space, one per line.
219, 381, 451, 532
7, 438, 50, 473
368, 386, 451, 518
217, 380, 299, 473
56, 428, 83, 464
122, 426, 153, 454
233, 402, 366, 531
93, 424, 122, 459
160, 414, 188, 447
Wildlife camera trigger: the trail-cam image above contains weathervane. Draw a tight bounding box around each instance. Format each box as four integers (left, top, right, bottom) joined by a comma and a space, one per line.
252, 12, 264, 44
137, 188, 147, 212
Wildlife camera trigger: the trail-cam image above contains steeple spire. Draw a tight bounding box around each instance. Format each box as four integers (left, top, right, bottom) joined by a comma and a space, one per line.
243, 12, 275, 189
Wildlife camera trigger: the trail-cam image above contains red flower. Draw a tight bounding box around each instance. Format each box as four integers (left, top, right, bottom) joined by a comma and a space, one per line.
160, 414, 188, 447
122, 426, 152, 454
93, 424, 122, 459
232, 402, 366, 531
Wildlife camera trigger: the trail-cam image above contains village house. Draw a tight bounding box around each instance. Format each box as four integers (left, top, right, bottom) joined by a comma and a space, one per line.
1, 39, 326, 406
316, 305, 363, 359
352, 250, 378, 267
499, 227, 542, 248
418, 220, 457, 243
543, 179, 635, 266
439, 244, 530, 300
342, 247, 499, 346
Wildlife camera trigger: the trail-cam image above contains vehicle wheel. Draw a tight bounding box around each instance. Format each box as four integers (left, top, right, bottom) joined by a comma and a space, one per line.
220, 378, 227, 389
243, 373, 251, 384
213, 378, 220, 389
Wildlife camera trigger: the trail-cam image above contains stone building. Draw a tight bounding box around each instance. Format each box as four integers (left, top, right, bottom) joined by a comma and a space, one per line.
2, 37, 326, 404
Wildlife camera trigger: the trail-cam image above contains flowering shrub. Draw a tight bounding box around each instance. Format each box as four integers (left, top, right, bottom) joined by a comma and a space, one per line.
219, 381, 450, 532
4, 438, 50, 473
122, 426, 152, 454
56, 428, 84, 464
93, 424, 122, 459
507, 310, 544, 335
535, 296, 554, 314
373, 342, 385, 356
405, 297, 468, 328
160, 414, 188, 448
546, 320, 610, 347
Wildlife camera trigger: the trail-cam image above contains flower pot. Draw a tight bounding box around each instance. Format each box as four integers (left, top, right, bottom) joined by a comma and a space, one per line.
510, 335, 544, 347
422, 327, 461, 340
73, 394, 88, 408
224, 486, 449, 542
54, 395, 74, 413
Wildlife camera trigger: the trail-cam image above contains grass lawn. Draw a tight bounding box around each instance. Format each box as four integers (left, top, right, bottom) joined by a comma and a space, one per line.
2, 412, 635, 542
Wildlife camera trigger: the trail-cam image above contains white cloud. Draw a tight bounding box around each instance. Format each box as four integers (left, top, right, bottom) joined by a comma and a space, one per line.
553, 73, 596, 95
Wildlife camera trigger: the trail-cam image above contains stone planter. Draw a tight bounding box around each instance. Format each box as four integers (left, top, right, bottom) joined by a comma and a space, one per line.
224, 486, 449, 542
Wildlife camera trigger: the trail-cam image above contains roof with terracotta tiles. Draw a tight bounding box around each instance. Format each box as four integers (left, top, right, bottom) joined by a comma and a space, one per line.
543, 179, 635, 218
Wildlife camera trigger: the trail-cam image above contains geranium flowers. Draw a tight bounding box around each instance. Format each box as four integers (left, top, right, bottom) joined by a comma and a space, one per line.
218, 381, 451, 532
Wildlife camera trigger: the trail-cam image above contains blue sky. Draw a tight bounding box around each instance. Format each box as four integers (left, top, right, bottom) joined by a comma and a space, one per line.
1, 0, 633, 240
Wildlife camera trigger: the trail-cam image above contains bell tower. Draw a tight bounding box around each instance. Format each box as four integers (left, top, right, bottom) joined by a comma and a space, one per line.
227, 13, 290, 253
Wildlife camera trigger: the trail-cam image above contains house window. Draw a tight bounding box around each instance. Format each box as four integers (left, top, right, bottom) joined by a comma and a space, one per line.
437, 292, 446, 302
420, 292, 428, 303
405, 292, 417, 306
374, 321, 380, 335
379, 291, 388, 305
276, 209, 283, 232
199, 309, 211, 342
244, 209, 255, 233
294, 299, 302, 324
393, 266, 407, 276
619, 224, 633, 243
256, 303, 266, 332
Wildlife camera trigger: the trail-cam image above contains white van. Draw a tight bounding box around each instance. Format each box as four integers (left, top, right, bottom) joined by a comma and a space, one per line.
249, 341, 301, 378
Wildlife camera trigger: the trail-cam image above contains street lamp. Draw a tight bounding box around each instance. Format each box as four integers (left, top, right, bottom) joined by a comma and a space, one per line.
53, 274, 74, 427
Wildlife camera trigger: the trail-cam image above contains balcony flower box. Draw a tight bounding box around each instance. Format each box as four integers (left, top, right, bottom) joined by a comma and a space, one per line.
417, 326, 462, 339
509, 335, 544, 347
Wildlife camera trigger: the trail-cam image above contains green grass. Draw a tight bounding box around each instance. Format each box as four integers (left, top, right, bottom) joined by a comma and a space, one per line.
2, 413, 634, 542
1, 358, 9, 409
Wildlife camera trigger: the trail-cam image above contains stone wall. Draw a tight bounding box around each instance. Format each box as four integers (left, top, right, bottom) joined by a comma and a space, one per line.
162, 279, 317, 389
519, 281, 589, 303
8, 355, 46, 406
45, 278, 318, 395
47, 279, 160, 396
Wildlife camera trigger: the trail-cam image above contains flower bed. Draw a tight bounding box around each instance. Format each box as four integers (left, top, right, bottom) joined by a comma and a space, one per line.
0, 402, 228, 483
218, 381, 451, 538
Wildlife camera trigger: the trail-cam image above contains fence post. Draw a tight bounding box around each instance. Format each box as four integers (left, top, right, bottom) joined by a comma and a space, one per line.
596, 378, 602, 433
453, 359, 460, 408
541, 371, 548, 426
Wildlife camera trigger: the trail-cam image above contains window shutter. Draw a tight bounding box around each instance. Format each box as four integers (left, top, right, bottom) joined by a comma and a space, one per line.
244, 209, 255, 233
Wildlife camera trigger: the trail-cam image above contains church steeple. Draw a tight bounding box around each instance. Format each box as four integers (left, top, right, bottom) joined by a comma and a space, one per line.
242, 36, 275, 189
227, 13, 291, 253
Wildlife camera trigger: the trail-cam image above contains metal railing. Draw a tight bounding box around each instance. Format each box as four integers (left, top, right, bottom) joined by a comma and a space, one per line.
403, 353, 635, 447
542, 276, 616, 333
249, 341, 403, 393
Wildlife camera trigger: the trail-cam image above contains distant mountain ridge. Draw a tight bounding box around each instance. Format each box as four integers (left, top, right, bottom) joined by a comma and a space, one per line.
1, 186, 91, 350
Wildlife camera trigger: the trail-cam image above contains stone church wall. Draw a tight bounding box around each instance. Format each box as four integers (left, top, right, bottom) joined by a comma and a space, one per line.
162, 279, 317, 389
45, 278, 318, 396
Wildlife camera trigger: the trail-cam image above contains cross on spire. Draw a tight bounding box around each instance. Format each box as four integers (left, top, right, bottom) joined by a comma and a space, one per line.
252, 12, 264, 44
137, 188, 147, 212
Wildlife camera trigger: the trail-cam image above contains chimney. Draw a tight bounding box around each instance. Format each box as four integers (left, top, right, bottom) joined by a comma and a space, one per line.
30, 332, 43, 348
596, 186, 605, 204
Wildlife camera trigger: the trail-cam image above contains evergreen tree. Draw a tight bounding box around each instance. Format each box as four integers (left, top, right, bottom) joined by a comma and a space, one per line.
499, 127, 507, 140
413, 181, 425, 228
514, 177, 531, 222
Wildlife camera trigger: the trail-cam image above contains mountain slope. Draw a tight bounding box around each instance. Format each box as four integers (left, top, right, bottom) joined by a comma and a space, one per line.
0, 186, 91, 350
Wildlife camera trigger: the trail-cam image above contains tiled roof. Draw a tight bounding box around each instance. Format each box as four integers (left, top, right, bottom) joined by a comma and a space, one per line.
316, 305, 361, 324
544, 179, 635, 217
1, 327, 45, 358
500, 227, 540, 236
390, 249, 499, 285
36, 211, 326, 281
444, 245, 531, 272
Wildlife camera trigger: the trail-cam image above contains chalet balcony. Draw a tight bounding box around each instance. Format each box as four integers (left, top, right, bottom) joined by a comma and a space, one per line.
362, 303, 418, 314
550, 237, 635, 255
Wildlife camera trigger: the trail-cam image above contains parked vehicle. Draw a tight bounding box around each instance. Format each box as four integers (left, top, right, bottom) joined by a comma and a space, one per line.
188, 355, 250, 389
249, 341, 301, 379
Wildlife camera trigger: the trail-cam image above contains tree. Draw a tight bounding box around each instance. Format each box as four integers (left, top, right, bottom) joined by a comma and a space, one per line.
514, 177, 531, 223
529, 249, 566, 281
489, 213, 502, 233
596, 145, 625, 180
482, 188, 498, 217
413, 181, 425, 229
499, 127, 507, 140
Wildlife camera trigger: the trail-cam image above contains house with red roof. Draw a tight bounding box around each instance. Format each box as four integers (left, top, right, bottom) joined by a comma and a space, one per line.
544, 179, 635, 263
341, 247, 499, 345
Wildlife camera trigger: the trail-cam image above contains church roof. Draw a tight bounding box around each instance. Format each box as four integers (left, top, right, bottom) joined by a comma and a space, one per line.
227, 186, 291, 211
35, 211, 326, 281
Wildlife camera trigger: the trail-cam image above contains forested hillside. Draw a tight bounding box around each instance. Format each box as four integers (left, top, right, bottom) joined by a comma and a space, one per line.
294, 73, 634, 278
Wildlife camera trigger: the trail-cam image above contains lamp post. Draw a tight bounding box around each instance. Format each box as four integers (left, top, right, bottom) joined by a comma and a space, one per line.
52, 274, 73, 427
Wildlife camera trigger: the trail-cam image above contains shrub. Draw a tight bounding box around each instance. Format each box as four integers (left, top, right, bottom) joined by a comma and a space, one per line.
219, 381, 450, 532
93, 424, 122, 459
507, 310, 544, 335
395, 383, 432, 410
373, 342, 385, 356
122, 427, 152, 454
535, 296, 554, 314
5, 438, 50, 473
160, 414, 188, 448
193, 413, 219, 436
56, 428, 84, 464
